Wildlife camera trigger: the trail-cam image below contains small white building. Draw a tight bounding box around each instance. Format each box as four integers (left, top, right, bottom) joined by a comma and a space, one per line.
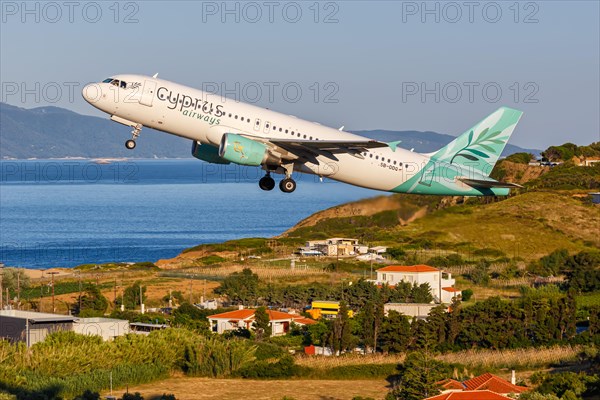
371, 264, 457, 303
73, 317, 130, 341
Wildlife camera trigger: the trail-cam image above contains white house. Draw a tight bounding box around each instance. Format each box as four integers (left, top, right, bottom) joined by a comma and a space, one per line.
371, 264, 457, 303
208, 308, 316, 336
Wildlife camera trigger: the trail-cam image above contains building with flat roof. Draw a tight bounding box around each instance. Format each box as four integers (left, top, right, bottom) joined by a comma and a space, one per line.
0, 310, 131, 346
0, 310, 77, 347
74, 317, 130, 341
370, 265, 457, 303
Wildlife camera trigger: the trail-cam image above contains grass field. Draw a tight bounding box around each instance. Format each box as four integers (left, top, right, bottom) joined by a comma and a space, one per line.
108, 377, 389, 400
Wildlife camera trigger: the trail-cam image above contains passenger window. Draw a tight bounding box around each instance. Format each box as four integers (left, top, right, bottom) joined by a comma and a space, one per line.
263, 121, 271, 133
254, 119, 261, 131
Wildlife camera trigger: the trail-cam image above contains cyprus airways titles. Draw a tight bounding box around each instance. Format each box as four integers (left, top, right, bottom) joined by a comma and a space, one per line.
82, 74, 523, 195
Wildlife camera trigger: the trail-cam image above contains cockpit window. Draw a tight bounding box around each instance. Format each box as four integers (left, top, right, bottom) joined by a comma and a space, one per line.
102, 78, 113, 83
120, 81, 127, 88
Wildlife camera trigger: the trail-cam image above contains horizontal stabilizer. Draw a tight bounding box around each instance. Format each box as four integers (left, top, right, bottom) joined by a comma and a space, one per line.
458, 178, 523, 189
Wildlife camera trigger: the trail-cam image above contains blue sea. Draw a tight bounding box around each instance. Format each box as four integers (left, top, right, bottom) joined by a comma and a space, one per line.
0, 159, 379, 269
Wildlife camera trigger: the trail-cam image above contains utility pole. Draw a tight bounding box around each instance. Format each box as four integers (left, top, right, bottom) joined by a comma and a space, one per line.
78, 272, 82, 313
16, 272, 20, 309
189, 276, 193, 304
48, 271, 59, 313
0, 262, 4, 310
139, 284, 144, 314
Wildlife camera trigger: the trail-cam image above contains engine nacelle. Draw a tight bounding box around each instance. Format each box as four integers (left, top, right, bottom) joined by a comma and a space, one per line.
191, 141, 230, 164
218, 133, 268, 166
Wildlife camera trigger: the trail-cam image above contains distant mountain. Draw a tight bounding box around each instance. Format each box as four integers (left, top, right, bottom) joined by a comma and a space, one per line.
0, 103, 191, 159
0, 103, 539, 159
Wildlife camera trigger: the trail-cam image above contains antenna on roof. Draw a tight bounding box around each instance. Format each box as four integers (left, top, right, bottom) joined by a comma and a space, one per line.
152, 73, 159, 78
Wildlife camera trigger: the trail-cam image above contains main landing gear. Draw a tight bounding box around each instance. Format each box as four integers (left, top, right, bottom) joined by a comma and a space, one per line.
125, 124, 142, 150
258, 172, 296, 193
259, 173, 276, 191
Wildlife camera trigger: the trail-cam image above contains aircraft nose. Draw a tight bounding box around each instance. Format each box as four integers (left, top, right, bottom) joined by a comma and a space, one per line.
81, 83, 101, 104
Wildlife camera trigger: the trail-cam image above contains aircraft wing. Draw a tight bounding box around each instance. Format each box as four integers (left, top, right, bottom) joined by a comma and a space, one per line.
268, 138, 388, 151
239, 134, 388, 163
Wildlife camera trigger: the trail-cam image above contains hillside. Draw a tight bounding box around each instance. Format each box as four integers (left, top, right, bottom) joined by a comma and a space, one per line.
0, 102, 539, 159
281, 191, 600, 261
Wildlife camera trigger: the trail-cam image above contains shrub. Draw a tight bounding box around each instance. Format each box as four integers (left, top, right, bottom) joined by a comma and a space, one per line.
461, 289, 474, 302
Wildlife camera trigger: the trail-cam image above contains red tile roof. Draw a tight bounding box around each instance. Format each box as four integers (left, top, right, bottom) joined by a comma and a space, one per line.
292, 317, 317, 325
425, 390, 512, 400
443, 287, 461, 292
208, 309, 255, 321
377, 264, 439, 273
437, 379, 465, 390
208, 308, 315, 324
266, 310, 296, 321
463, 373, 528, 394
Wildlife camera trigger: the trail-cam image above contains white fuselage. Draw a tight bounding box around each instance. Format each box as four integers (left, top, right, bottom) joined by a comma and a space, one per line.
82, 74, 434, 192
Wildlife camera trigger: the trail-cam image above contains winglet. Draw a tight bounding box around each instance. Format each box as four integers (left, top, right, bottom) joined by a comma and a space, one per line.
388, 141, 402, 152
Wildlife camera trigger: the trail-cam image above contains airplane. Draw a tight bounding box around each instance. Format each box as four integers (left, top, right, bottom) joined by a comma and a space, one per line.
82, 74, 523, 195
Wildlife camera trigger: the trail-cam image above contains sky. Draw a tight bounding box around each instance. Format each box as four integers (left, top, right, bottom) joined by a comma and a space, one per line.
1, 1, 599, 149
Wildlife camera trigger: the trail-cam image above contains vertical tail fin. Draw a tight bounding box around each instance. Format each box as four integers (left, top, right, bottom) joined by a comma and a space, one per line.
429, 107, 523, 176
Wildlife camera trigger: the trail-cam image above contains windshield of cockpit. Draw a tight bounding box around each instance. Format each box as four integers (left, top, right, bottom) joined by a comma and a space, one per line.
102, 78, 127, 88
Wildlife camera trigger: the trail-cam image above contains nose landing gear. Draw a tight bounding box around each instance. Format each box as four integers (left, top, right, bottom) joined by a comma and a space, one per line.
125, 124, 143, 150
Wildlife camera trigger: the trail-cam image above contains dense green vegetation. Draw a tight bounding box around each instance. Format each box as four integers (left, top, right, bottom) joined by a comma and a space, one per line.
0, 329, 255, 399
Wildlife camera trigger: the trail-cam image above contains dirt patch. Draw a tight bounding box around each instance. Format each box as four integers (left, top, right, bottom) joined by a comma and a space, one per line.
110, 377, 389, 400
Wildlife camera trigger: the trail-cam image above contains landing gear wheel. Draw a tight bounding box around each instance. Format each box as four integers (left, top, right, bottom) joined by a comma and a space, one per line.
259, 175, 275, 191
279, 178, 296, 193
125, 139, 136, 150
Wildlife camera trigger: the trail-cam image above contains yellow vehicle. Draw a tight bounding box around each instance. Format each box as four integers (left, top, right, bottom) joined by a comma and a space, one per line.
307, 300, 353, 319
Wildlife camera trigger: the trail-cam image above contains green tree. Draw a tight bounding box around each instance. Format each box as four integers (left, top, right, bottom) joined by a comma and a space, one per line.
461, 289, 473, 302
386, 247, 406, 260
253, 306, 272, 340
117, 281, 146, 310
215, 268, 259, 305
0, 268, 30, 295
329, 301, 355, 354
74, 284, 108, 316
379, 310, 411, 353
387, 351, 452, 400
172, 303, 208, 331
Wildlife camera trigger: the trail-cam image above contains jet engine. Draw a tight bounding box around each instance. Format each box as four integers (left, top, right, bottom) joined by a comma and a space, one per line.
191, 141, 230, 164
218, 133, 269, 166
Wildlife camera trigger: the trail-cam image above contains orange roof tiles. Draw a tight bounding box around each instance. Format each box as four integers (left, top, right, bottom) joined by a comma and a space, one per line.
443, 287, 461, 292
377, 264, 440, 273
292, 317, 318, 325
437, 379, 465, 390
208, 309, 256, 321
425, 390, 512, 400
208, 308, 317, 324
463, 373, 528, 394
